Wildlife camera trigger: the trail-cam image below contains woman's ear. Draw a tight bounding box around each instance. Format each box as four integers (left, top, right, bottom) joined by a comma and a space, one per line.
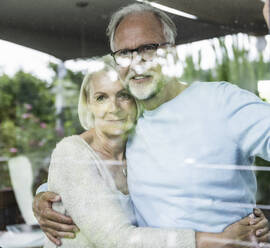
86, 94, 92, 106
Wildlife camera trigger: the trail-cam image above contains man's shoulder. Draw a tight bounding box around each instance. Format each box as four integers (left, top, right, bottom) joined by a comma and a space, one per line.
187, 81, 245, 99
172, 81, 233, 102
196, 81, 260, 101
191, 81, 264, 112
167, 81, 248, 112
190, 81, 233, 91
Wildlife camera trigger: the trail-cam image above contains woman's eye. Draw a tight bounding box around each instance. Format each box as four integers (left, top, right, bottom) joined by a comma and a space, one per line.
96, 95, 105, 102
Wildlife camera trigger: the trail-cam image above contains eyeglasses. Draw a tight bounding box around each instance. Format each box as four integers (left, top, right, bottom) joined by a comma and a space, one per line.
111, 42, 171, 66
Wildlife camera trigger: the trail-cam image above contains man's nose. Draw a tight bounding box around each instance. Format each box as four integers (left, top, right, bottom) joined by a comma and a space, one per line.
130, 51, 143, 66
130, 51, 146, 74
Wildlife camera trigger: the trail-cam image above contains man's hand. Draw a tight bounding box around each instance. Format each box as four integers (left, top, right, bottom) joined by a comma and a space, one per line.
263, 0, 270, 28
196, 208, 270, 248
32, 192, 79, 246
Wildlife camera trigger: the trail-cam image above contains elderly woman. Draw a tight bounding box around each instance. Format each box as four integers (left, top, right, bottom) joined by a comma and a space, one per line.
44, 56, 193, 248
44, 56, 269, 248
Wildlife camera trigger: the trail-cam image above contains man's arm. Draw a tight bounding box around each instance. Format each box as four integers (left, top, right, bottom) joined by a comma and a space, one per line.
32, 190, 78, 246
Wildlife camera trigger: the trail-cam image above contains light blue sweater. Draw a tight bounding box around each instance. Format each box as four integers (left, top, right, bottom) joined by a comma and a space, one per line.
126, 81, 270, 232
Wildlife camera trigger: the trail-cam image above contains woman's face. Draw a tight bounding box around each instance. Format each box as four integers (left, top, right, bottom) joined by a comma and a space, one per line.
88, 70, 137, 136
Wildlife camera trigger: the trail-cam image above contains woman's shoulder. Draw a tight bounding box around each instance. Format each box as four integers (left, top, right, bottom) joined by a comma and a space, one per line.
52, 135, 92, 158
55, 135, 82, 148
49, 135, 100, 177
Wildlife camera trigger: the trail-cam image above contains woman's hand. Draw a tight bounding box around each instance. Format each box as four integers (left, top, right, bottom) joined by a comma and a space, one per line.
249, 209, 270, 244
196, 208, 270, 248
222, 208, 270, 247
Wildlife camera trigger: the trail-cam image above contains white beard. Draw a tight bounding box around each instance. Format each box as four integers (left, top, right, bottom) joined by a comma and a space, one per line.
128, 80, 157, 100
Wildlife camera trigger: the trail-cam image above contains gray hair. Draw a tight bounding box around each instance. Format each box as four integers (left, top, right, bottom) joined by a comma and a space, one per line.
78, 55, 143, 130
107, 3, 177, 51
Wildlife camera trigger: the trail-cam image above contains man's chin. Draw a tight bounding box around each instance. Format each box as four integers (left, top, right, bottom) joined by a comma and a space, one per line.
122, 77, 158, 100
129, 87, 156, 100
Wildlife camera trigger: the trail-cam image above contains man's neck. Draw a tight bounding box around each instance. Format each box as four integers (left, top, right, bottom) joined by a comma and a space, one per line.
141, 80, 188, 111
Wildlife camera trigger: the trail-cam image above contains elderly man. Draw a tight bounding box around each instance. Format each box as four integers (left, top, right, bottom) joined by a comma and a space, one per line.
33, 1, 270, 246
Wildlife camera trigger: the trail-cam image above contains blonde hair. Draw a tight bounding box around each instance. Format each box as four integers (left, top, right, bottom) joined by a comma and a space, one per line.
78, 55, 143, 130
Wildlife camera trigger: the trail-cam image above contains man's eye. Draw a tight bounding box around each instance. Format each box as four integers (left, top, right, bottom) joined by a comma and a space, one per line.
141, 45, 156, 52
119, 49, 130, 56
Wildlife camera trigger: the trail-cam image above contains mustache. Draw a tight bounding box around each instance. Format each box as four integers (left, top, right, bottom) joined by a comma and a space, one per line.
126, 70, 156, 81
126, 60, 159, 79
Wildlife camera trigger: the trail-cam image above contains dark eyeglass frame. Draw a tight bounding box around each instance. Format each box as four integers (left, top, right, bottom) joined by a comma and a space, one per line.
111, 42, 171, 64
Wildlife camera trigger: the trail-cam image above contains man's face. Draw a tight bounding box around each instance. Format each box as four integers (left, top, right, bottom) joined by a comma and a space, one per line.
113, 12, 167, 100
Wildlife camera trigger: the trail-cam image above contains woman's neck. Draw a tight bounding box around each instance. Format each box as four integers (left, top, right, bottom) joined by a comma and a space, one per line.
82, 129, 127, 161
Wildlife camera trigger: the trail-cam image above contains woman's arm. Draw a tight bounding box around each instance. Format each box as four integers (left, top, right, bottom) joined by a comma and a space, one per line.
48, 136, 195, 248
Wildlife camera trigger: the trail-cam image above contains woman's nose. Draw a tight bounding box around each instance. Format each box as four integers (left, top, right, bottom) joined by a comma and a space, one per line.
108, 99, 119, 113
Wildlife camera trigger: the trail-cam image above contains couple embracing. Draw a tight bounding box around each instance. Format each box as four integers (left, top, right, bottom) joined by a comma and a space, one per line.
34, 2, 270, 248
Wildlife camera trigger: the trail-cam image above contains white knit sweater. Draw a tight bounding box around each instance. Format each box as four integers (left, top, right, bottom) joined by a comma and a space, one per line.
44, 135, 195, 248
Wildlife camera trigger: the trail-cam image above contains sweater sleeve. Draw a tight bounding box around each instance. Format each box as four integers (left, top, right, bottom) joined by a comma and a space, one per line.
222, 83, 270, 161
47, 136, 195, 248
